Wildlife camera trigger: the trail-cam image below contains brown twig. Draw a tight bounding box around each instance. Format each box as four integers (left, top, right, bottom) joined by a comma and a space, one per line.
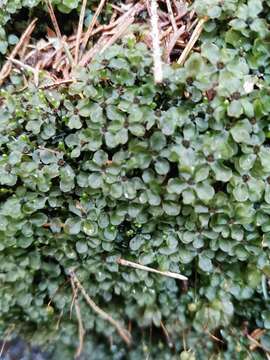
80, 3, 144, 66
82, 0, 107, 52
69, 270, 132, 346
39, 78, 74, 89
55, 309, 63, 330
100, 3, 144, 53
160, 26, 173, 41
160, 4, 188, 27
38, 146, 62, 153
70, 283, 79, 319
150, 0, 163, 83
46, 0, 62, 40
46, 1, 74, 66
109, 10, 118, 24
177, 16, 208, 65
7, 57, 37, 74
187, 17, 199, 32
41, 50, 58, 68
247, 334, 270, 354
160, 321, 173, 348
74, 0, 88, 64
85, 21, 118, 38
18, 30, 34, 60
0, 324, 15, 358
34, 60, 42, 87
70, 276, 85, 359
164, 24, 185, 62
117, 258, 188, 281
79, 33, 108, 66
111, 4, 125, 13
166, 0, 177, 32
207, 330, 225, 344
0, 18, 37, 86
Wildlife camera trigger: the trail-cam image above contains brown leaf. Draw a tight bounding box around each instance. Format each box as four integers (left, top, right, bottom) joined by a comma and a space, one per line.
250, 328, 266, 340
205, 89, 216, 101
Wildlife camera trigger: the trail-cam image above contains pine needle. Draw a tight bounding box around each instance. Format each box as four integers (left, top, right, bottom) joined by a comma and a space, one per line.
74, 0, 88, 64
166, 0, 177, 32
82, 0, 107, 52
177, 16, 208, 65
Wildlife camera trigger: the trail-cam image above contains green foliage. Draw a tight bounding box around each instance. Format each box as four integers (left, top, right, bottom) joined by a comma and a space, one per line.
1, 0, 270, 359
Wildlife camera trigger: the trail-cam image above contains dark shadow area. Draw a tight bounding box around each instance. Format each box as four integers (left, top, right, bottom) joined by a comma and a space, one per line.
0, 337, 49, 360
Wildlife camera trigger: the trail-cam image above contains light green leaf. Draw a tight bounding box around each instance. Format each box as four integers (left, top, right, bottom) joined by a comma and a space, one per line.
167, 179, 187, 194
227, 100, 243, 118
198, 254, 213, 272
233, 184, 249, 202
195, 182, 215, 201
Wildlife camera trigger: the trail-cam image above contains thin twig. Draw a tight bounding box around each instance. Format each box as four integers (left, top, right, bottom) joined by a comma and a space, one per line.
177, 16, 208, 65
70, 284, 79, 319
55, 309, 63, 330
0, 18, 37, 85
7, 57, 38, 74
0, 324, 15, 358
150, 0, 163, 83
160, 26, 173, 41
46, 0, 62, 40
160, 321, 173, 348
34, 60, 42, 87
82, 0, 107, 52
111, 4, 125, 13
79, 34, 108, 66
70, 276, 85, 359
166, 0, 177, 32
75, 0, 88, 64
247, 334, 270, 354
100, 3, 144, 53
164, 24, 185, 62
81, 21, 117, 41
80, 3, 144, 66
160, 4, 188, 27
63, 41, 74, 66
39, 78, 74, 89
207, 330, 225, 344
38, 146, 62, 154
46, 1, 74, 66
187, 17, 199, 32
109, 10, 118, 24
117, 258, 188, 281
69, 270, 132, 346
18, 29, 34, 60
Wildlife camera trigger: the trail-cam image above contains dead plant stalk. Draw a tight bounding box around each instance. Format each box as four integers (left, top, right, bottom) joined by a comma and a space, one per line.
150, 0, 163, 83
117, 258, 188, 281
